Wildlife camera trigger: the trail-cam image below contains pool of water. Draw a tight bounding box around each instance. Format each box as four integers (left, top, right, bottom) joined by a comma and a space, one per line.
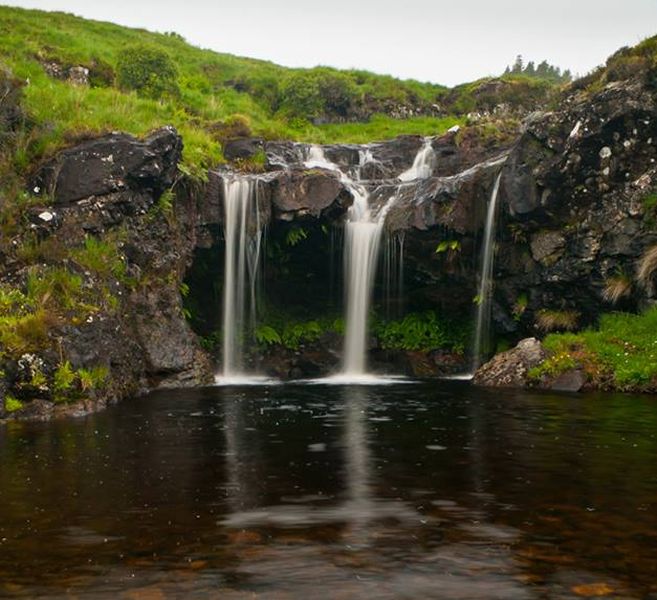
1, 382, 657, 599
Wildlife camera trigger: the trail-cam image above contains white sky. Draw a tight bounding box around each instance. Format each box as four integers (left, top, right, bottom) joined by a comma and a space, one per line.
3, 0, 657, 86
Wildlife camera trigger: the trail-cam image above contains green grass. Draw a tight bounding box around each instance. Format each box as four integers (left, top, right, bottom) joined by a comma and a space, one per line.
0, 5, 468, 175
0, 4, 563, 180
314, 115, 463, 144
531, 308, 657, 389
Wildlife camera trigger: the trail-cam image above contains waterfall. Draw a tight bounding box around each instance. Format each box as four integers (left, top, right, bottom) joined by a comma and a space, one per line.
473, 172, 503, 371
218, 175, 263, 382
342, 219, 384, 375
398, 137, 435, 182
303, 141, 439, 379
305, 146, 385, 377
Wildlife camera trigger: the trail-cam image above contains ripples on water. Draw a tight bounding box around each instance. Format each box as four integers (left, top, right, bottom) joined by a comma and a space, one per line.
1, 382, 657, 599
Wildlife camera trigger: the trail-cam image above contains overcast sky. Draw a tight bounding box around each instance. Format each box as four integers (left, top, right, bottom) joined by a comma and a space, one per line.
4, 0, 657, 86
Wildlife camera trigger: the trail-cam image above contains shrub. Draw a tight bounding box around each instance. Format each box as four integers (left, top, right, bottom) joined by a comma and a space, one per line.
116, 44, 179, 99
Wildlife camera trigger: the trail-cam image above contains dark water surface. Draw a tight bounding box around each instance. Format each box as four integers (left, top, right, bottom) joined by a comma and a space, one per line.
1, 382, 657, 599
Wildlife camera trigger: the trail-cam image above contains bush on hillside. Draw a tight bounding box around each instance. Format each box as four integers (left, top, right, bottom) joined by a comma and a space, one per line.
116, 44, 179, 99
280, 69, 359, 121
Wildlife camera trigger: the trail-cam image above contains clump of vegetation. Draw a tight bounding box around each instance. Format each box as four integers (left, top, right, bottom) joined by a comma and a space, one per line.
532, 308, 657, 389
53, 360, 76, 402
575, 34, 657, 93
637, 244, 657, 289
641, 192, 657, 227
535, 308, 579, 332
116, 44, 179, 99
375, 311, 470, 353
528, 350, 577, 381
512, 293, 529, 320
254, 317, 343, 350
4, 394, 24, 413
602, 272, 632, 304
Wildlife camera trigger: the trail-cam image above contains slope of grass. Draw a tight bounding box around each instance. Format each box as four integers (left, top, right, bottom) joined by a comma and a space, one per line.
0, 5, 470, 175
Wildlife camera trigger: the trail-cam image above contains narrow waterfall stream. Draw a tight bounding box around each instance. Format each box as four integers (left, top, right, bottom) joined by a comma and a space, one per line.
398, 137, 435, 181
473, 172, 503, 371
305, 146, 383, 377
217, 175, 264, 383
304, 140, 435, 380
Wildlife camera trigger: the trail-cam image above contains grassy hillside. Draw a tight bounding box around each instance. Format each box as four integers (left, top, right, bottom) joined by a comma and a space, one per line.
0, 5, 565, 178
0, 6, 458, 175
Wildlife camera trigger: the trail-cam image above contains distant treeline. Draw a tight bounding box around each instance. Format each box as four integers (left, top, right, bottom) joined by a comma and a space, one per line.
504, 55, 572, 83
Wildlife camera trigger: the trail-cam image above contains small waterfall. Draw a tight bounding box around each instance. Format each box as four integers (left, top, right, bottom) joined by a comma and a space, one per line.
305, 145, 385, 377
473, 172, 503, 371
219, 175, 263, 382
398, 137, 435, 181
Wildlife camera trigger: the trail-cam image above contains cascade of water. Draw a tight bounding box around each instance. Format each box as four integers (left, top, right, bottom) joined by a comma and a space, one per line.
398, 137, 435, 182
304, 145, 384, 376
473, 172, 503, 371
219, 175, 263, 382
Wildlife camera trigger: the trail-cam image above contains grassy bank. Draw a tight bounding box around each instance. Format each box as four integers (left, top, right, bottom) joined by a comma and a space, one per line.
530, 308, 657, 391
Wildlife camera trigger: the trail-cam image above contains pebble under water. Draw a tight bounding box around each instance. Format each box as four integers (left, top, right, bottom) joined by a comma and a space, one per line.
1, 382, 657, 599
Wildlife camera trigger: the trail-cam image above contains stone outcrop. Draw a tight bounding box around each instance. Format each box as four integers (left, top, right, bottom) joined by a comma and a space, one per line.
34, 127, 182, 204
2, 127, 212, 420
489, 75, 657, 341
473, 338, 546, 387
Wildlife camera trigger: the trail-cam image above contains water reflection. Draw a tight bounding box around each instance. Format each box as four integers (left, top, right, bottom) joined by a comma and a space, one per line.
0, 383, 656, 598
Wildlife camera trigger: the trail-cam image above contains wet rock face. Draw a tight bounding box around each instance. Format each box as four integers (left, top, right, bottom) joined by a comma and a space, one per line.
1, 126, 213, 420
489, 74, 657, 342
34, 126, 182, 204
270, 169, 350, 220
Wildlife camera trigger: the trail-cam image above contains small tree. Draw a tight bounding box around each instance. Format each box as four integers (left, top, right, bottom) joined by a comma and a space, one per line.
116, 44, 179, 99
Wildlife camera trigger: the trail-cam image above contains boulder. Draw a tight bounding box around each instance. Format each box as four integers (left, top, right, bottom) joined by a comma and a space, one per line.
270, 169, 349, 219
35, 126, 183, 204
223, 137, 263, 161
549, 369, 586, 392
473, 338, 546, 387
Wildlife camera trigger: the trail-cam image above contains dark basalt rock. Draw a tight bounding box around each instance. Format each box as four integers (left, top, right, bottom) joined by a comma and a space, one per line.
34, 126, 182, 204
384, 155, 507, 233
270, 169, 350, 220
223, 137, 263, 161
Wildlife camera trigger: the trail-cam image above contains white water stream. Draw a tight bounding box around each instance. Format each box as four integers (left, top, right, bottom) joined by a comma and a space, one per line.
472, 172, 503, 371
398, 138, 435, 182
217, 176, 265, 384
